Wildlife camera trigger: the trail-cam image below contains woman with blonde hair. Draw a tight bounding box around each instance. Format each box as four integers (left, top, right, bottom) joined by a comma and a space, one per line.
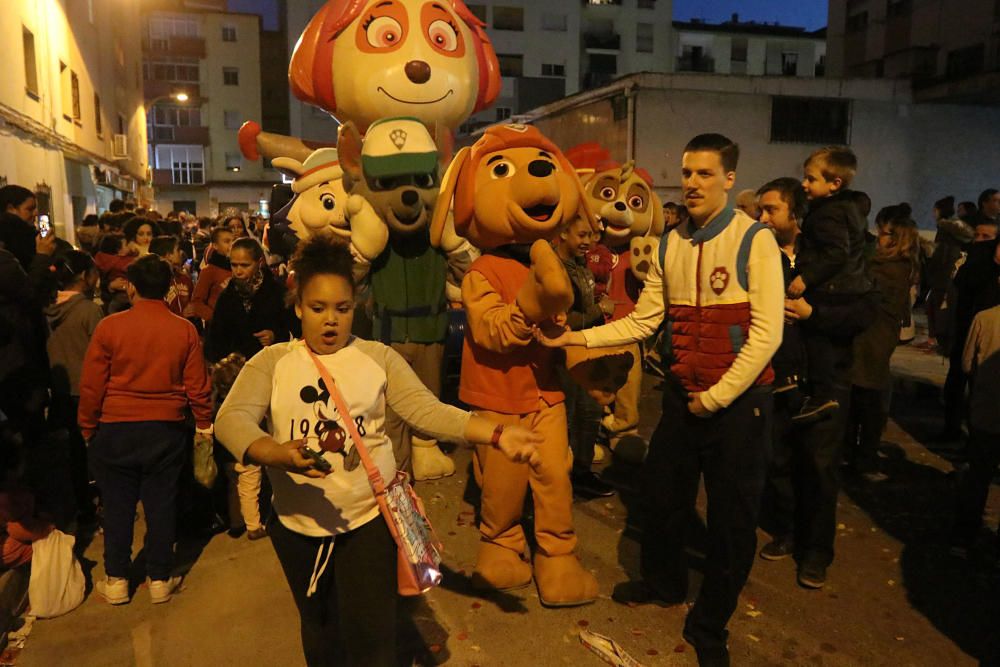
844, 206, 922, 482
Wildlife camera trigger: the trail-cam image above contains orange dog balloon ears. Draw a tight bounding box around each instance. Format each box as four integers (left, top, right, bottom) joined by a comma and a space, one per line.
289, 0, 501, 134
430, 124, 598, 250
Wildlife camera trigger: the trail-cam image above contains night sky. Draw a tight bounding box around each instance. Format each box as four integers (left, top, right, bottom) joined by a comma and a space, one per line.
673, 0, 829, 30
228, 0, 830, 34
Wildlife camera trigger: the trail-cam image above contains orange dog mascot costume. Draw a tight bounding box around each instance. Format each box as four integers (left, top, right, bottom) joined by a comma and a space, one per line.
430, 124, 619, 607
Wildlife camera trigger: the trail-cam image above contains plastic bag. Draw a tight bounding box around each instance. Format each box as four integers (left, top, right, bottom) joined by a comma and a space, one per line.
193, 432, 218, 488
28, 529, 85, 618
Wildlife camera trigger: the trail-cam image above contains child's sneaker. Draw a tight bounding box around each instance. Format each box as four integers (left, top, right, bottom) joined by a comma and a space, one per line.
791, 397, 839, 424
149, 576, 183, 604
98, 576, 129, 605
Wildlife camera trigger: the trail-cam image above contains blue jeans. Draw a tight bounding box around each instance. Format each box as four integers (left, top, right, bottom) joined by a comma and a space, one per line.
89, 421, 187, 580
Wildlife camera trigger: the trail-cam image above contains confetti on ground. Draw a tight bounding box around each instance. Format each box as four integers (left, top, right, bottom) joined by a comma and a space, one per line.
887, 580, 896, 586
746, 634, 761, 642
896, 637, 905, 641
471, 602, 482, 609
578, 620, 590, 628
746, 610, 763, 618
457, 632, 469, 641
646, 649, 659, 656
673, 644, 686, 653
837, 523, 847, 530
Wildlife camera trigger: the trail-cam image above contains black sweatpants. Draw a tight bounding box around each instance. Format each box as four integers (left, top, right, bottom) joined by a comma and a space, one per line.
844, 385, 886, 474
953, 428, 1000, 546
89, 421, 187, 580
268, 514, 397, 667
640, 386, 772, 653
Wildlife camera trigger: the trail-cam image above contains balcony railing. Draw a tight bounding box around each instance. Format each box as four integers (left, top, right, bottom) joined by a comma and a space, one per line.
142, 35, 206, 59
148, 126, 210, 145
584, 33, 621, 50
677, 56, 715, 73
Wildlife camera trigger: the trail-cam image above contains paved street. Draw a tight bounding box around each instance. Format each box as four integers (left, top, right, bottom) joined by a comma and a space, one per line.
13, 347, 1000, 666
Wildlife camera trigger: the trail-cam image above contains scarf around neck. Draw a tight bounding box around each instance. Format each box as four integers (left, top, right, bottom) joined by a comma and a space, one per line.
233, 268, 264, 313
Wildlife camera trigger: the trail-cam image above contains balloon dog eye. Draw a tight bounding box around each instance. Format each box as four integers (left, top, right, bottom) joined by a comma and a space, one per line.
415, 173, 435, 188
628, 195, 645, 209
320, 194, 336, 211
600, 187, 616, 200
491, 161, 515, 179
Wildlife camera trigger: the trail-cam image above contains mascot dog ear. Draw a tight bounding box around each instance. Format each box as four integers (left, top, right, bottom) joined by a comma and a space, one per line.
648, 191, 666, 238
429, 146, 471, 248
336, 121, 364, 186
556, 152, 599, 234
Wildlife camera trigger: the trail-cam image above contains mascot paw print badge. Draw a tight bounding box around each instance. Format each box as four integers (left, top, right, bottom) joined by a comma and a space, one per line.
710, 267, 730, 295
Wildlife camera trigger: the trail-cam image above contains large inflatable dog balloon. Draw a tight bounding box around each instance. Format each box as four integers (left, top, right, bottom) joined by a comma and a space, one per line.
289, 0, 501, 134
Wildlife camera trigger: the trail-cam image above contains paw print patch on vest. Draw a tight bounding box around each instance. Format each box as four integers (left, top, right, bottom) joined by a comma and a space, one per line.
710, 267, 730, 295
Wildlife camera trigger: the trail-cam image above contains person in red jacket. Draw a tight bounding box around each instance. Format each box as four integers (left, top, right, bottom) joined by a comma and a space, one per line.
188, 227, 233, 322
150, 235, 194, 317
78, 254, 213, 606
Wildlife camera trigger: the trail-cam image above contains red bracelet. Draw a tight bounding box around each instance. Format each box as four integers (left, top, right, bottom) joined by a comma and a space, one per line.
490, 424, 504, 448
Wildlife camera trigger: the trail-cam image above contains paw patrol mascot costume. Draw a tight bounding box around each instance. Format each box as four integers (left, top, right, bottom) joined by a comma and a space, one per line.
430, 124, 603, 607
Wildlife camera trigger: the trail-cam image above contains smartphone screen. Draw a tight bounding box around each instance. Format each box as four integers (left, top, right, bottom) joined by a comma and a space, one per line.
38, 215, 50, 237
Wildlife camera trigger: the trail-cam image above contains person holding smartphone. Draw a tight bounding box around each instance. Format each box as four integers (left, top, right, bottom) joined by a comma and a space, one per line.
215, 235, 543, 667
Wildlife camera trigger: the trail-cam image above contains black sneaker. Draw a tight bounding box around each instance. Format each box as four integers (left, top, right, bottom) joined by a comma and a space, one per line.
759, 536, 795, 561
797, 562, 827, 589
791, 397, 839, 425
572, 470, 616, 498
682, 631, 731, 667
611, 580, 684, 608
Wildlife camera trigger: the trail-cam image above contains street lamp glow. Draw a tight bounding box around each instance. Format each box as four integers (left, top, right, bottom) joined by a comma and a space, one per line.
173, 92, 190, 102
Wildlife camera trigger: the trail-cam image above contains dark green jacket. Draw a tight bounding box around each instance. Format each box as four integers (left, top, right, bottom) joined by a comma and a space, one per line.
560, 254, 604, 331
370, 233, 448, 344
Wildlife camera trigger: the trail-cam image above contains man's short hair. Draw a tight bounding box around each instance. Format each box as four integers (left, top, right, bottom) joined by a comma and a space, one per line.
683, 133, 740, 173
663, 202, 678, 213
978, 188, 999, 207
127, 254, 172, 299
149, 235, 179, 258
211, 226, 234, 244
757, 177, 807, 222
109, 199, 125, 213
805, 146, 858, 187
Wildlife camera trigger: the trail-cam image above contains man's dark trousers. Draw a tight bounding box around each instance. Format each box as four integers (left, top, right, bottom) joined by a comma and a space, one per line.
640, 385, 773, 653
89, 421, 187, 580
763, 339, 851, 569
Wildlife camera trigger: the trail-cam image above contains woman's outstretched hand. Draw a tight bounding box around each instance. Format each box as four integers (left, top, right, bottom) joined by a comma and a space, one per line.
532, 322, 585, 348
496, 426, 544, 467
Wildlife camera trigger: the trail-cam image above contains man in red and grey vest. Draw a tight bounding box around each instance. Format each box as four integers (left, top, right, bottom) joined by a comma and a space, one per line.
538, 134, 784, 667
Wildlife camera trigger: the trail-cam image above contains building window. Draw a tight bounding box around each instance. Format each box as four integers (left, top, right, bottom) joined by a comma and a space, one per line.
493, 6, 524, 31
497, 53, 524, 77
638, 0, 656, 7
731, 37, 748, 63
22, 27, 39, 98
71, 71, 82, 123
173, 200, 197, 214
541, 63, 566, 77
770, 97, 850, 144
846, 11, 868, 32
636, 23, 654, 53
225, 152, 242, 172
148, 16, 199, 41
222, 24, 237, 42
496, 107, 512, 121
781, 52, 799, 76
887, 0, 912, 17
946, 44, 985, 78
466, 4, 487, 22
117, 113, 126, 135
224, 110, 241, 130
541, 13, 567, 31
59, 62, 72, 120
223, 67, 240, 86
155, 145, 205, 185
678, 45, 713, 72
94, 94, 103, 136
144, 58, 199, 83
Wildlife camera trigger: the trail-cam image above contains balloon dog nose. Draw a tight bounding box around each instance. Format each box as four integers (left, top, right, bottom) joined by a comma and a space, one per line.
401, 189, 419, 206
614, 201, 627, 211
405, 60, 432, 84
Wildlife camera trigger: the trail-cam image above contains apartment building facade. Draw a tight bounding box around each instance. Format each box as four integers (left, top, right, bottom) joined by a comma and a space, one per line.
826, 0, 1000, 103
144, 7, 280, 215
674, 15, 826, 78
1, 0, 148, 242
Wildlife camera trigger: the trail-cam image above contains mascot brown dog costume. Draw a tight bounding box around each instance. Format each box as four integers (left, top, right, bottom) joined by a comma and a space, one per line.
430, 124, 632, 607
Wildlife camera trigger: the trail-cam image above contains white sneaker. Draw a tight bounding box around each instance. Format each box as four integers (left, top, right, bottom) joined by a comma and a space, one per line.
98, 576, 129, 605
148, 576, 182, 604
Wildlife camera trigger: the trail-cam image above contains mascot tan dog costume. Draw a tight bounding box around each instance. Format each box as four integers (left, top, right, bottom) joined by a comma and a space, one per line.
429, 124, 632, 607
574, 154, 664, 459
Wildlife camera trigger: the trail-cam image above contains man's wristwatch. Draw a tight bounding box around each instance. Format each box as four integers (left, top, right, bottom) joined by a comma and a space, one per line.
490, 424, 505, 449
